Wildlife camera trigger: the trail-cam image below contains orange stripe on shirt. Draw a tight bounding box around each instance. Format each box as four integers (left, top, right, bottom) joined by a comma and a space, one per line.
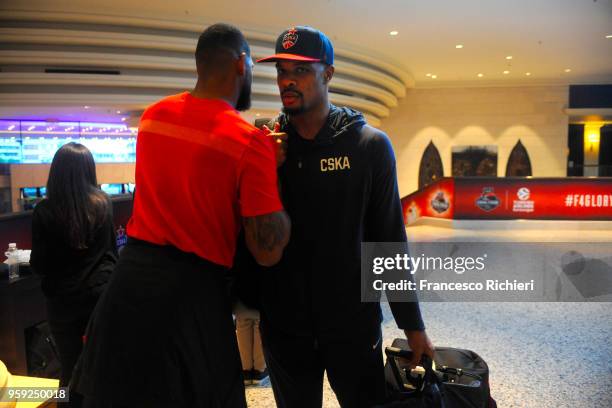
139, 119, 247, 161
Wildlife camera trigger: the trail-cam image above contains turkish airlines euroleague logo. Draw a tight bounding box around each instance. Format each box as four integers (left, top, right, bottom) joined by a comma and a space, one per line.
282, 28, 298, 49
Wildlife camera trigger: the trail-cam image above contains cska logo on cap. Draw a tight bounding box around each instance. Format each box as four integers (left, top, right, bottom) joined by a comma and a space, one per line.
282, 27, 298, 49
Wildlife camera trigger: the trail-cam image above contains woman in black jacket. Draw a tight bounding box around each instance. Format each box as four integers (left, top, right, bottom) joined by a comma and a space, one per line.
30, 142, 117, 391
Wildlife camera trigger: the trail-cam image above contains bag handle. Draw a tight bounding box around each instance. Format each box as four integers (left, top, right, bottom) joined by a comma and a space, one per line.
385, 346, 412, 392
384, 347, 445, 408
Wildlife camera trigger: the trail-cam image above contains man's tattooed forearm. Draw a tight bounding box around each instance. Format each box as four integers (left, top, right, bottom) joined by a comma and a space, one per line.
244, 214, 286, 251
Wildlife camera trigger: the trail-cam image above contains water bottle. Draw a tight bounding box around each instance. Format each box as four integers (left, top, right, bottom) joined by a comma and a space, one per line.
5, 243, 19, 280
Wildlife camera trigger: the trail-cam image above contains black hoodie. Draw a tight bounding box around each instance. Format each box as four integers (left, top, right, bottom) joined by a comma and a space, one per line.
252, 105, 425, 342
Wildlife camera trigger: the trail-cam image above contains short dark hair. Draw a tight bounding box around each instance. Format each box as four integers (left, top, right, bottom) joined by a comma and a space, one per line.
195, 23, 250, 71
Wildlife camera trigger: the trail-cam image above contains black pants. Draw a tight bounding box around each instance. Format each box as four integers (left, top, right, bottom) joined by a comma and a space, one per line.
46, 299, 95, 388
71, 239, 246, 408
261, 325, 386, 408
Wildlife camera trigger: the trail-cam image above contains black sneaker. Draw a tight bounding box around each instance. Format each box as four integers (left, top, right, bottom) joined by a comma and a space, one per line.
243, 369, 253, 386
251, 368, 269, 385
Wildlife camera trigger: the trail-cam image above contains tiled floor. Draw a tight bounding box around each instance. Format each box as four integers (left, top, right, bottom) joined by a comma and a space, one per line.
246, 302, 612, 408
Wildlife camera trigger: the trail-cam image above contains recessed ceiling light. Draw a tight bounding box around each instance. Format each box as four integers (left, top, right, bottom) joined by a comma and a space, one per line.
564, 68, 571, 73
84, 106, 90, 109
116, 110, 121, 114
503, 70, 510, 74
525, 72, 531, 76
121, 117, 127, 121
255, 113, 261, 117
431, 74, 437, 79
506, 56, 513, 60
389, 30, 399, 36
477, 73, 483, 77
425, 73, 432, 77
455, 44, 463, 49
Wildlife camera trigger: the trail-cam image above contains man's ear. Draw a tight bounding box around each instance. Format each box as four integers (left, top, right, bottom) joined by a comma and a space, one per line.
236, 53, 247, 76
323, 65, 335, 84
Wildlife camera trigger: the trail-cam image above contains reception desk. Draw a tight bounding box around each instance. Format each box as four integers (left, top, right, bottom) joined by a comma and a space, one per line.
0, 270, 47, 376
0, 195, 133, 375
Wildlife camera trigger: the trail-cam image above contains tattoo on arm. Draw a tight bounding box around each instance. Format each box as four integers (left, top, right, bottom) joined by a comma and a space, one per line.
244, 213, 287, 251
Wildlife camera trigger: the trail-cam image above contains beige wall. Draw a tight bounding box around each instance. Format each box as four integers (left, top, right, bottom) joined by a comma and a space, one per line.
380, 85, 569, 197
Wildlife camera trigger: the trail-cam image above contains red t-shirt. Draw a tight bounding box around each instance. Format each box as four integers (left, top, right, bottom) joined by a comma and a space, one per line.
127, 92, 283, 267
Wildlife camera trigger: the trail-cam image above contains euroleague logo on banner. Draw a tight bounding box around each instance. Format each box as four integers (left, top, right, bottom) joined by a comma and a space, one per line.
517, 187, 530, 201
282, 28, 299, 49
475, 187, 500, 211
513, 187, 535, 212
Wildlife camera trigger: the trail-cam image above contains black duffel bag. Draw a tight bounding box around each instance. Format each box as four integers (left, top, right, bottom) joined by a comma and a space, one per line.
378, 338, 497, 408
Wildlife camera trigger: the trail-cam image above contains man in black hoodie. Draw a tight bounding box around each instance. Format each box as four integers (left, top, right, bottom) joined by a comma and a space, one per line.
256, 26, 434, 407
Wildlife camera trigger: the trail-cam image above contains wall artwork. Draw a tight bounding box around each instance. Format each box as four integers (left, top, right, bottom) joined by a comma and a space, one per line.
452, 145, 498, 177
505, 140, 532, 177
418, 141, 444, 190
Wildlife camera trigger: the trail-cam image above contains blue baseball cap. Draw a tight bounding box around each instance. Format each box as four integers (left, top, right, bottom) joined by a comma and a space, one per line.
257, 26, 334, 65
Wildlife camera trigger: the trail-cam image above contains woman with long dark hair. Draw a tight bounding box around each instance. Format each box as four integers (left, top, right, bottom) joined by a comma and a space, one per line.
30, 142, 117, 392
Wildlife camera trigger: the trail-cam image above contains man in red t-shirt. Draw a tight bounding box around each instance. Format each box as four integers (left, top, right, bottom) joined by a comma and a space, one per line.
72, 24, 290, 408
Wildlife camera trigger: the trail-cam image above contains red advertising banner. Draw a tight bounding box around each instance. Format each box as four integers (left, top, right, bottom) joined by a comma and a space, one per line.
402, 179, 454, 224
401, 177, 612, 225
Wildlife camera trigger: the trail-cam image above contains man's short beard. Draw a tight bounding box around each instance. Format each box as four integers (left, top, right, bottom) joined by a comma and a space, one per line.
282, 105, 305, 115
236, 81, 251, 111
